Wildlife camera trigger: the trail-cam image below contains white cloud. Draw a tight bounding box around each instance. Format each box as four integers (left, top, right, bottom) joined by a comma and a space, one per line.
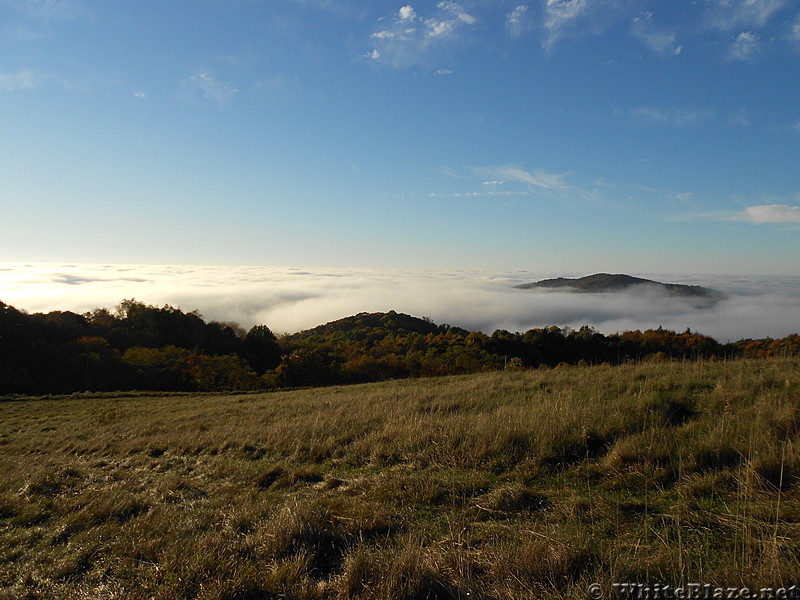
692, 202, 800, 225
631, 12, 682, 56
542, 0, 650, 52
620, 106, 715, 127
545, 0, 587, 26
133, 90, 146, 99
791, 13, 800, 40
0, 69, 41, 91
398, 5, 416, 21
442, 1, 476, 25
707, 0, 786, 30
363, 2, 789, 62
371, 30, 397, 40
183, 71, 238, 107
3, 263, 800, 342
729, 30, 759, 60
425, 2, 475, 39
506, 5, 533, 38
543, 0, 589, 49
369, 2, 477, 68
426, 19, 455, 39
740, 204, 800, 224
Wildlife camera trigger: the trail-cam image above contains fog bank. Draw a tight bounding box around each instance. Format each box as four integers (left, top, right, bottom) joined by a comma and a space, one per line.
2, 263, 798, 342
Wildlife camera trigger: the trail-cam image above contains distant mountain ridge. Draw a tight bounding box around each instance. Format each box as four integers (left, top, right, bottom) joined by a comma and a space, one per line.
514, 273, 725, 302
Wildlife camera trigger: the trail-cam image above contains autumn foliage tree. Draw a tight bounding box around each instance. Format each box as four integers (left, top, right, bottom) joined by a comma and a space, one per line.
0, 300, 795, 395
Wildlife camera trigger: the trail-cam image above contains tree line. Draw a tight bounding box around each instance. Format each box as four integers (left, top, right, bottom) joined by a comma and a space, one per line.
0, 299, 797, 394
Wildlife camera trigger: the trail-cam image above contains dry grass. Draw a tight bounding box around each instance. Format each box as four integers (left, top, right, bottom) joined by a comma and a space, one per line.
1, 358, 800, 598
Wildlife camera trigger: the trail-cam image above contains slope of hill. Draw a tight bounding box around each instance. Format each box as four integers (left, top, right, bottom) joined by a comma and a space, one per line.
2, 359, 798, 599
514, 273, 725, 302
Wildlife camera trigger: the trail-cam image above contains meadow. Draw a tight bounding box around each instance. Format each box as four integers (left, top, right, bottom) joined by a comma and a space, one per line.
1, 358, 799, 599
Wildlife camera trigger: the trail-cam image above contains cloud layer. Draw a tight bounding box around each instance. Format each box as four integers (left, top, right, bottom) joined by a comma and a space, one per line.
2, 263, 799, 343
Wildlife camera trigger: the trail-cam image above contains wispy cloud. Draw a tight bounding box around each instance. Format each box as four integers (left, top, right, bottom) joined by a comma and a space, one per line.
729, 30, 759, 60
738, 204, 800, 224
283, 0, 353, 17
256, 76, 301, 102
506, 5, 534, 39
2, 24, 47, 41
542, 0, 662, 52
0, 69, 93, 94
631, 12, 682, 56
0, 69, 42, 91
726, 107, 750, 126
429, 190, 531, 199
543, 0, 590, 49
475, 164, 567, 191
369, 2, 478, 68
531, 0, 790, 59
791, 13, 800, 41
360, 2, 795, 62
182, 71, 238, 107
706, 0, 787, 31
682, 203, 800, 225
468, 164, 626, 208
0, 0, 85, 20
38, 0, 82, 19
617, 106, 715, 127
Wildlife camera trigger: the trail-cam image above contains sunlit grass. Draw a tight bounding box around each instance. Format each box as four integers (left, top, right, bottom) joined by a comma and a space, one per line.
1, 358, 799, 598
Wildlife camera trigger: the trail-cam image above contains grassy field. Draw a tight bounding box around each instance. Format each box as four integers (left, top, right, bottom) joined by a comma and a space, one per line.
1, 358, 800, 599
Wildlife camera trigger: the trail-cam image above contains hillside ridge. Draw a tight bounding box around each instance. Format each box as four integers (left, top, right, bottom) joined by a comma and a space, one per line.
514, 273, 725, 301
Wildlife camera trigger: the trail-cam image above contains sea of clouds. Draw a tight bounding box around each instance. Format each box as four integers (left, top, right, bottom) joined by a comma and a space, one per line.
1, 263, 799, 342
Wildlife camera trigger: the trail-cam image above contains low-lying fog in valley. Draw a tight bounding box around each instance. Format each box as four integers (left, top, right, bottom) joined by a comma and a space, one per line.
2, 263, 799, 342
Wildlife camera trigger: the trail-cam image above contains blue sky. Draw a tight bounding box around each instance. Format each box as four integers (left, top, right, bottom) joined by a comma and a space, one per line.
2, 0, 800, 274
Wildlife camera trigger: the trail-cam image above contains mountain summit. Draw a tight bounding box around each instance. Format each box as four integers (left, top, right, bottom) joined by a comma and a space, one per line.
514, 273, 725, 302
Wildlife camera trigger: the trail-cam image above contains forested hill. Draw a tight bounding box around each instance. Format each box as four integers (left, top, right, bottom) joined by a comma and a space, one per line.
283, 310, 467, 341
2, 299, 799, 396
514, 273, 725, 301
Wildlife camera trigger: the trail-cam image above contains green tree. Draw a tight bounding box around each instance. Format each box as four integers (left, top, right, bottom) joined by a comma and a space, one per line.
245, 325, 282, 374
185, 353, 259, 391
121, 346, 191, 390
